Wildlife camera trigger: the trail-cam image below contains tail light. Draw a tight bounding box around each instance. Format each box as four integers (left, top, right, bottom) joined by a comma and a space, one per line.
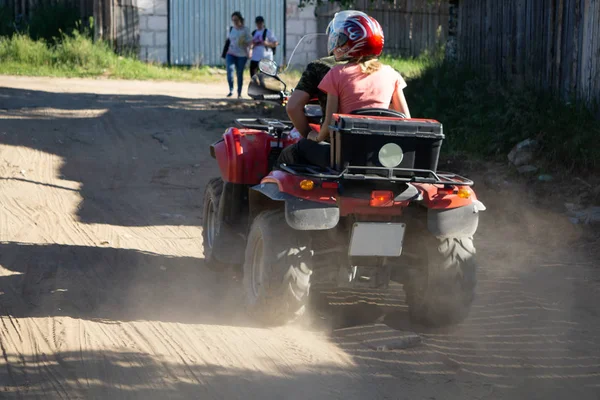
321, 181, 339, 190
437, 186, 456, 195
299, 180, 315, 191
370, 190, 394, 207
457, 187, 471, 199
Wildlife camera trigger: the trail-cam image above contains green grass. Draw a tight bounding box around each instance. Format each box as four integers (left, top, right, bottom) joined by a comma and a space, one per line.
381, 47, 444, 79
0, 32, 221, 82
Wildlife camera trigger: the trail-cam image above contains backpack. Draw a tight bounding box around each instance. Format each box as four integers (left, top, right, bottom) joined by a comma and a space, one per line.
221, 26, 233, 59
252, 28, 277, 56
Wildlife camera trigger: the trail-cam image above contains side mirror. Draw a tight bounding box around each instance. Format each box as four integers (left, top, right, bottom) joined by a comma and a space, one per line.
259, 59, 279, 77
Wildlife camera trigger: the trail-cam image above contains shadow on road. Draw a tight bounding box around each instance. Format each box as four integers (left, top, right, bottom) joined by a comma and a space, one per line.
0, 242, 245, 326
0, 86, 286, 228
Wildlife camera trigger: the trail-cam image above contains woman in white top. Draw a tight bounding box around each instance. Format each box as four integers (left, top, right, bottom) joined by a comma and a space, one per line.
226, 11, 252, 98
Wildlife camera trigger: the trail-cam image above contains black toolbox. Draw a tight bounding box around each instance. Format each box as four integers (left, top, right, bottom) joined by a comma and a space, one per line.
329, 114, 445, 173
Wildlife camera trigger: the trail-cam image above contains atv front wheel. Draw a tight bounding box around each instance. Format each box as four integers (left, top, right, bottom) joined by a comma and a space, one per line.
243, 210, 312, 326
202, 178, 229, 270
405, 235, 477, 327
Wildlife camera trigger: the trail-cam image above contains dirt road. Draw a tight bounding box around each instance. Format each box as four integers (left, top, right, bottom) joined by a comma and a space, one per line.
0, 75, 599, 399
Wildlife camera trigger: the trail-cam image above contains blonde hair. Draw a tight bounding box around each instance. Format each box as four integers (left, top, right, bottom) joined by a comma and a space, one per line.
357, 57, 382, 74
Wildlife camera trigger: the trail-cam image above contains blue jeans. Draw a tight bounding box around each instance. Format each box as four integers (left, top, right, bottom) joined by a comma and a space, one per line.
226, 54, 247, 95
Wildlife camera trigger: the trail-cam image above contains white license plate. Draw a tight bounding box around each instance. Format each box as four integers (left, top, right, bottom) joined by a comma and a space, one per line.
349, 222, 406, 257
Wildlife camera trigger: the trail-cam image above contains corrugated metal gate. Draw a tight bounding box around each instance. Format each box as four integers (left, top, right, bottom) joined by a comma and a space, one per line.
170, 0, 285, 66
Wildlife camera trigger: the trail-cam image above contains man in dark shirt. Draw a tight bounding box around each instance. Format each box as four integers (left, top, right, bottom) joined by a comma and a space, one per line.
286, 55, 337, 137
276, 56, 341, 169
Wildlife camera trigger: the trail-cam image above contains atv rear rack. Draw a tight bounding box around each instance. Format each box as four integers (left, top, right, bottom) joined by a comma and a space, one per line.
235, 118, 293, 132
280, 164, 474, 186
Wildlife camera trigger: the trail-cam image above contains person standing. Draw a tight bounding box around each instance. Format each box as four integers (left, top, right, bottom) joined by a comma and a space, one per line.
225, 11, 252, 98
249, 16, 279, 79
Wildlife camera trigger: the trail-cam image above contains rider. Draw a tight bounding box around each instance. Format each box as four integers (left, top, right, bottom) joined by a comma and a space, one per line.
316, 13, 411, 142
285, 55, 339, 139
276, 11, 410, 169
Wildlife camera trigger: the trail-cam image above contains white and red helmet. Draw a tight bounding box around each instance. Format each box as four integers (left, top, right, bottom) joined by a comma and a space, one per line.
326, 10, 384, 60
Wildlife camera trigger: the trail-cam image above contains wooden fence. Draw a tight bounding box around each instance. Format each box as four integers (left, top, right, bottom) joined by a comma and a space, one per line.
94, 0, 139, 53
456, 0, 600, 107
316, 0, 449, 57
0, 0, 138, 52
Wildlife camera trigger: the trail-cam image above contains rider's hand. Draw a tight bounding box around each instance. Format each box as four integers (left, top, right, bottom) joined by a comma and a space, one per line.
307, 131, 319, 141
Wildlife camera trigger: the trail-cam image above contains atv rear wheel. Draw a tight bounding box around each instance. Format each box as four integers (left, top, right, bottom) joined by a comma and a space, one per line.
405, 235, 477, 327
243, 210, 312, 326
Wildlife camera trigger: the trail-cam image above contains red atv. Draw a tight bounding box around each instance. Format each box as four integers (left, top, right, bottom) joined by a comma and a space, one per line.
203, 56, 486, 328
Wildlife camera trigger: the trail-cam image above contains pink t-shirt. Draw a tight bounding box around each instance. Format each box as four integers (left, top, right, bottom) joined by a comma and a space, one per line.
318, 63, 407, 114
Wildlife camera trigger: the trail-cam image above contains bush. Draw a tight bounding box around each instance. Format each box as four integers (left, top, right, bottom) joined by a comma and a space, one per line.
54, 29, 115, 70
405, 61, 600, 172
0, 33, 52, 65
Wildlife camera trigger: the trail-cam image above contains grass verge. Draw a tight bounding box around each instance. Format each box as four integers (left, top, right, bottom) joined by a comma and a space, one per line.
0, 32, 221, 82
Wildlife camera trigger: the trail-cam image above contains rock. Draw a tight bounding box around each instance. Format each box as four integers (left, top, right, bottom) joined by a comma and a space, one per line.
508, 139, 539, 167
565, 203, 583, 213
517, 165, 539, 174
569, 207, 600, 225
538, 174, 554, 182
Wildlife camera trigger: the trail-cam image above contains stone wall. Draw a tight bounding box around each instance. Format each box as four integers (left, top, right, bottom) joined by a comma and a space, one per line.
138, 0, 168, 64
285, 0, 318, 67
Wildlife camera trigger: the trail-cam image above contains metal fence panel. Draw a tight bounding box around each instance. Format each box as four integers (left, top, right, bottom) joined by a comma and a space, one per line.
170, 0, 285, 66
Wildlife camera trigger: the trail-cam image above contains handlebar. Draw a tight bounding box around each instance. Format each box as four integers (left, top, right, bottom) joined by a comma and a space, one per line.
262, 93, 284, 100
249, 91, 290, 105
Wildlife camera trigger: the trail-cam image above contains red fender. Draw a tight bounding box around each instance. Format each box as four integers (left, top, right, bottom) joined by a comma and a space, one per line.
309, 123, 321, 133
414, 183, 478, 210
213, 128, 301, 185
261, 171, 411, 217
261, 170, 337, 204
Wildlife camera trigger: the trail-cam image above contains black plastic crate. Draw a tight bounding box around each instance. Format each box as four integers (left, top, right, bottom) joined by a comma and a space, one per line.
330, 114, 445, 173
